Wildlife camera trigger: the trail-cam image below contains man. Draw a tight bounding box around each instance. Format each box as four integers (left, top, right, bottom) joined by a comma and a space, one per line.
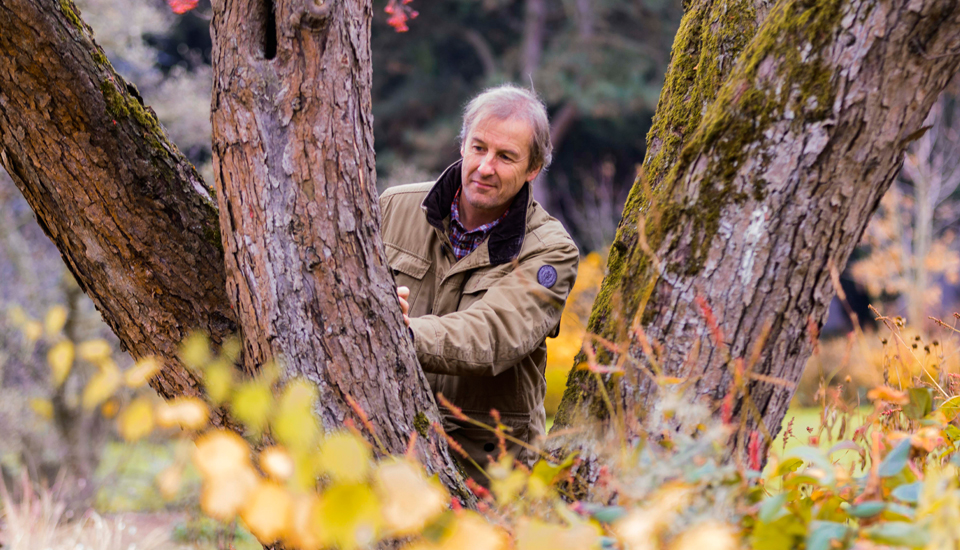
379, 84, 579, 483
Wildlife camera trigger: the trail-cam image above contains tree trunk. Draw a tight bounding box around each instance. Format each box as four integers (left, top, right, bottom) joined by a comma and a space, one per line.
0, 0, 468, 496
0, 0, 234, 401
555, 0, 960, 490
209, 0, 466, 492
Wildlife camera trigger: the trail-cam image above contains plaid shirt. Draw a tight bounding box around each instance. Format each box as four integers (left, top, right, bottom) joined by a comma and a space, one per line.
449, 187, 509, 261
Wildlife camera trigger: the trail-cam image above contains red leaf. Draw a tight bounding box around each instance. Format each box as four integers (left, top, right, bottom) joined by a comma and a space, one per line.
167, 0, 198, 14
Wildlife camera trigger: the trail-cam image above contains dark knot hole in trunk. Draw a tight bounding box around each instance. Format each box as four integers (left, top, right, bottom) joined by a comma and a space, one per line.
261, 0, 277, 59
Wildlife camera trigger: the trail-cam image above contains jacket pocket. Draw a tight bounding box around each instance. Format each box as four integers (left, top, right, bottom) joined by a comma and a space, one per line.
462, 267, 510, 294
459, 267, 511, 310
386, 245, 431, 313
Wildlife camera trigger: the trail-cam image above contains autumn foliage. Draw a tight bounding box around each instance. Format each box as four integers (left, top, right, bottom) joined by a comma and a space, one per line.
13, 298, 960, 549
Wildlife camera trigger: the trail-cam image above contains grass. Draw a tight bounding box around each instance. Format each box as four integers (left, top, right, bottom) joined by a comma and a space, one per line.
95, 440, 185, 512
765, 405, 872, 481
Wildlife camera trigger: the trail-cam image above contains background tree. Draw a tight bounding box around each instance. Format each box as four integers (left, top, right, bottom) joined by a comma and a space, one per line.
850, 84, 960, 327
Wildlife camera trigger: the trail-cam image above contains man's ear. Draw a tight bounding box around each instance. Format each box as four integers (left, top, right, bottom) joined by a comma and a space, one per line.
526, 164, 542, 183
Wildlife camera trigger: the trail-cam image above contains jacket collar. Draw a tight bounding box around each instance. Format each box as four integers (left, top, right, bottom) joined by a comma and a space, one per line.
421, 160, 530, 266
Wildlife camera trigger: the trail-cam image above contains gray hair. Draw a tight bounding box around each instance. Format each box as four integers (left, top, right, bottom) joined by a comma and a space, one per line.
459, 84, 553, 172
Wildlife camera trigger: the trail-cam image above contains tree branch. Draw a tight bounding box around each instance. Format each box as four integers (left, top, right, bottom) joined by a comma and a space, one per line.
0, 0, 236, 400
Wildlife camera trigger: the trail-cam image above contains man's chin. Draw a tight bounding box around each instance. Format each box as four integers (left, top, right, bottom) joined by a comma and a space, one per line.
463, 192, 496, 209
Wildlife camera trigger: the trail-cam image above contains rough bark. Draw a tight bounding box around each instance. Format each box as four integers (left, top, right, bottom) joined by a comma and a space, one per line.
0, 0, 468, 498
585, 0, 772, 333
0, 0, 235, 401
555, 0, 960, 486
209, 0, 467, 493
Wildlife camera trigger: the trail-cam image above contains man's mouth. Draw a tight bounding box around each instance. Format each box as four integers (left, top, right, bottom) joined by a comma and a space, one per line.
472, 180, 496, 190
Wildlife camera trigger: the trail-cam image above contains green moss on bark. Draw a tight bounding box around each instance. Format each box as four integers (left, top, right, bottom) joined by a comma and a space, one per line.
99, 77, 222, 255
585, 0, 761, 340
556, 0, 846, 427
58, 0, 84, 31
100, 80, 163, 137
92, 49, 109, 66
594, 0, 843, 333
414, 411, 430, 437
554, 366, 622, 427
100, 80, 129, 119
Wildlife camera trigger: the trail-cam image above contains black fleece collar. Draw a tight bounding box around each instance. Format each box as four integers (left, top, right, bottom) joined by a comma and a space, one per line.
421, 160, 530, 266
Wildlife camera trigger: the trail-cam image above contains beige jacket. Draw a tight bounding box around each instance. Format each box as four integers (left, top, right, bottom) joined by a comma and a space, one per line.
379, 161, 578, 477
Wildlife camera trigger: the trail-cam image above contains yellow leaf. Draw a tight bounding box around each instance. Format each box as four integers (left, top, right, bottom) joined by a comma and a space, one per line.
273, 380, 320, 451
118, 397, 155, 441
101, 398, 120, 419
669, 521, 738, 550
81, 363, 121, 410
23, 320, 42, 344
156, 397, 210, 430
30, 398, 53, 420
44, 305, 68, 337
292, 449, 323, 491
490, 469, 526, 505
200, 465, 258, 522
8, 305, 28, 327
418, 511, 507, 550
156, 465, 183, 501
180, 332, 211, 369
317, 432, 371, 483
867, 385, 910, 405
240, 481, 293, 544
374, 458, 447, 536
125, 357, 161, 388
314, 483, 381, 549
260, 446, 295, 482
285, 494, 326, 550
47, 340, 74, 388
516, 518, 601, 550
220, 335, 242, 363
613, 486, 691, 549
613, 511, 658, 550
203, 359, 233, 404
231, 381, 274, 434
193, 429, 252, 479
77, 339, 112, 364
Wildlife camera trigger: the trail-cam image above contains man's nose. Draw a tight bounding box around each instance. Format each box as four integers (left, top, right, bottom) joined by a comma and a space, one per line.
478, 153, 496, 176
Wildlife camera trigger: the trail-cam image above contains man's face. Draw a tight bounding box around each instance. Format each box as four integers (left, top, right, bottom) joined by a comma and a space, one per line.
459, 116, 541, 226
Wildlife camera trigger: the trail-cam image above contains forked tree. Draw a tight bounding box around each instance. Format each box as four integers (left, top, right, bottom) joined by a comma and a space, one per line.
1, 0, 959, 503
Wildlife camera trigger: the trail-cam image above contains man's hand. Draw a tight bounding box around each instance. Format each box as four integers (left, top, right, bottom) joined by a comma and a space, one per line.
397, 286, 410, 327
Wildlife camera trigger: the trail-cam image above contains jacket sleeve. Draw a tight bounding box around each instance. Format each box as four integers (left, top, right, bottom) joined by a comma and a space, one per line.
408, 240, 579, 376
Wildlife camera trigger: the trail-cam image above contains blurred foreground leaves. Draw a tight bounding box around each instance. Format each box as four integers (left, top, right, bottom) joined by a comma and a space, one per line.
15, 303, 960, 550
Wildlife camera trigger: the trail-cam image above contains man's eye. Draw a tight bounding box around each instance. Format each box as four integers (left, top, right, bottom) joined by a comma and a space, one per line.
500, 154, 513, 162
473, 145, 484, 152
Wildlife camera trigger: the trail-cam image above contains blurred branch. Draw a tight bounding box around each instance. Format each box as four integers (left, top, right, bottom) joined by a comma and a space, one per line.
521, 0, 546, 80
462, 29, 497, 79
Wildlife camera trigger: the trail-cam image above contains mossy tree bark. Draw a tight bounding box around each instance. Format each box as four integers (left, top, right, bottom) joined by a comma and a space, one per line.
0, 0, 234, 402
554, 0, 960, 485
209, 0, 467, 493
